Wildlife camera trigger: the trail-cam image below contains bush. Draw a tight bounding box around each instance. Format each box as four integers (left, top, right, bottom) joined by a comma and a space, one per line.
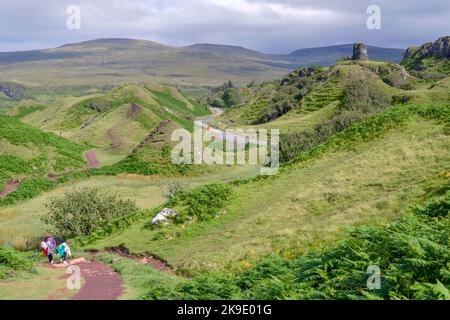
340, 79, 390, 114
210, 98, 225, 108
175, 273, 240, 299
0, 246, 32, 277
42, 187, 137, 238
413, 191, 450, 218
222, 88, 241, 107
175, 183, 232, 222
0, 177, 57, 206
254, 100, 294, 124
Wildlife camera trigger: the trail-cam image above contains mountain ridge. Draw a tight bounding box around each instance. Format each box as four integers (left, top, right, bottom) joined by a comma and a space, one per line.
0, 38, 405, 86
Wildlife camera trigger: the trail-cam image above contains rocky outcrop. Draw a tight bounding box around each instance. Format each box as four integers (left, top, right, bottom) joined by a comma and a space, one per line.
0, 82, 25, 99
402, 36, 450, 72
352, 43, 368, 60
404, 36, 450, 61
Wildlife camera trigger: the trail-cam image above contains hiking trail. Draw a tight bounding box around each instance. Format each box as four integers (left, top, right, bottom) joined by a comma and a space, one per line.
47, 257, 123, 300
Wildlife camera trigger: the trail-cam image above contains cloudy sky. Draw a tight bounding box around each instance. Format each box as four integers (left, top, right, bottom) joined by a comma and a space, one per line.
0, 0, 449, 53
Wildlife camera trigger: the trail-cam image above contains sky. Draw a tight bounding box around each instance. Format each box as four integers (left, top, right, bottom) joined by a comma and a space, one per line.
0, 0, 449, 53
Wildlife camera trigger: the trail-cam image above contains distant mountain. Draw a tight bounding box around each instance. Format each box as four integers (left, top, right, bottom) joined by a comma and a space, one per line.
0, 38, 405, 87
182, 43, 264, 57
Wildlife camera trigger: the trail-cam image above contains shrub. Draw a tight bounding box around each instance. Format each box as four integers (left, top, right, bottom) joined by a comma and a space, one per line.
254, 100, 294, 124
222, 88, 240, 107
42, 187, 137, 238
175, 273, 240, 299
210, 98, 225, 108
413, 191, 450, 218
0, 246, 32, 276
0, 177, 57, 205
340, 79, 390, 114
176, 183, 232, 222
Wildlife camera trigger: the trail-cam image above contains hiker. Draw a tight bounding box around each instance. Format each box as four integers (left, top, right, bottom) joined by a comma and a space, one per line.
40, 238, 48, 258
57, 240, 72, 264
45, 235, 56, 264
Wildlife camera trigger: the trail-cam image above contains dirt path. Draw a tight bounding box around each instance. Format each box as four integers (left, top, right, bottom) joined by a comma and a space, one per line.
0, 179, 20, 198
72, 260, 123, 300
41, 257, 123, 300
85, 151, 100, 168
210, 107, 224, 117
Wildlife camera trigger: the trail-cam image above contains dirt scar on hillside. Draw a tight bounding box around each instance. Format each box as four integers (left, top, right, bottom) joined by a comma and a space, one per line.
0, 180, 20, 198
85, 151, 101, 168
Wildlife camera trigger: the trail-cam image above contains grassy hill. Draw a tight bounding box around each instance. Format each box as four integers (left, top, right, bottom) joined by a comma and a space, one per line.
0, 82, 215, 209
14, 83, 210, 165
0, 115, 86, 203
212, 58, 448, 136
77, 41, 449, 297
0, 38, 404, 87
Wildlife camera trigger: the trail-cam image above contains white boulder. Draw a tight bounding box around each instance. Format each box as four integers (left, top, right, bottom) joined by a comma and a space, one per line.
152, 213, 168, 225
151, 208, 177, 225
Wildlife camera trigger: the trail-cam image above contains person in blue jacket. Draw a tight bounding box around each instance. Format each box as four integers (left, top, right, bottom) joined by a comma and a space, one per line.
56, 240, 71, 264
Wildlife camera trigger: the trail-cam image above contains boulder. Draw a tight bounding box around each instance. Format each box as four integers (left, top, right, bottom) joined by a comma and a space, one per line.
152, 213, 168, 225
151, 208, 177, 225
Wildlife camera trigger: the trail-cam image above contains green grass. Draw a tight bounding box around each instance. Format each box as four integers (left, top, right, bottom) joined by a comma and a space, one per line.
0, 266, 81, 300
86, 104, 449, 269
0, 165, 261, 249
213, 63, 386, 132
141, 189, 449, 300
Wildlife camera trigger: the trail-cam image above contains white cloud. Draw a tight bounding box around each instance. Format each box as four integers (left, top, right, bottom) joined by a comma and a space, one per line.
0, 0, 448, 52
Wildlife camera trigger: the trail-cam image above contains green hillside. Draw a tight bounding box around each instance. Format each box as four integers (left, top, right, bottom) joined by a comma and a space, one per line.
0, 115, 86, 203
212, 59, 448, 157
0, 83, 214, 207
16, 83, 209, 165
